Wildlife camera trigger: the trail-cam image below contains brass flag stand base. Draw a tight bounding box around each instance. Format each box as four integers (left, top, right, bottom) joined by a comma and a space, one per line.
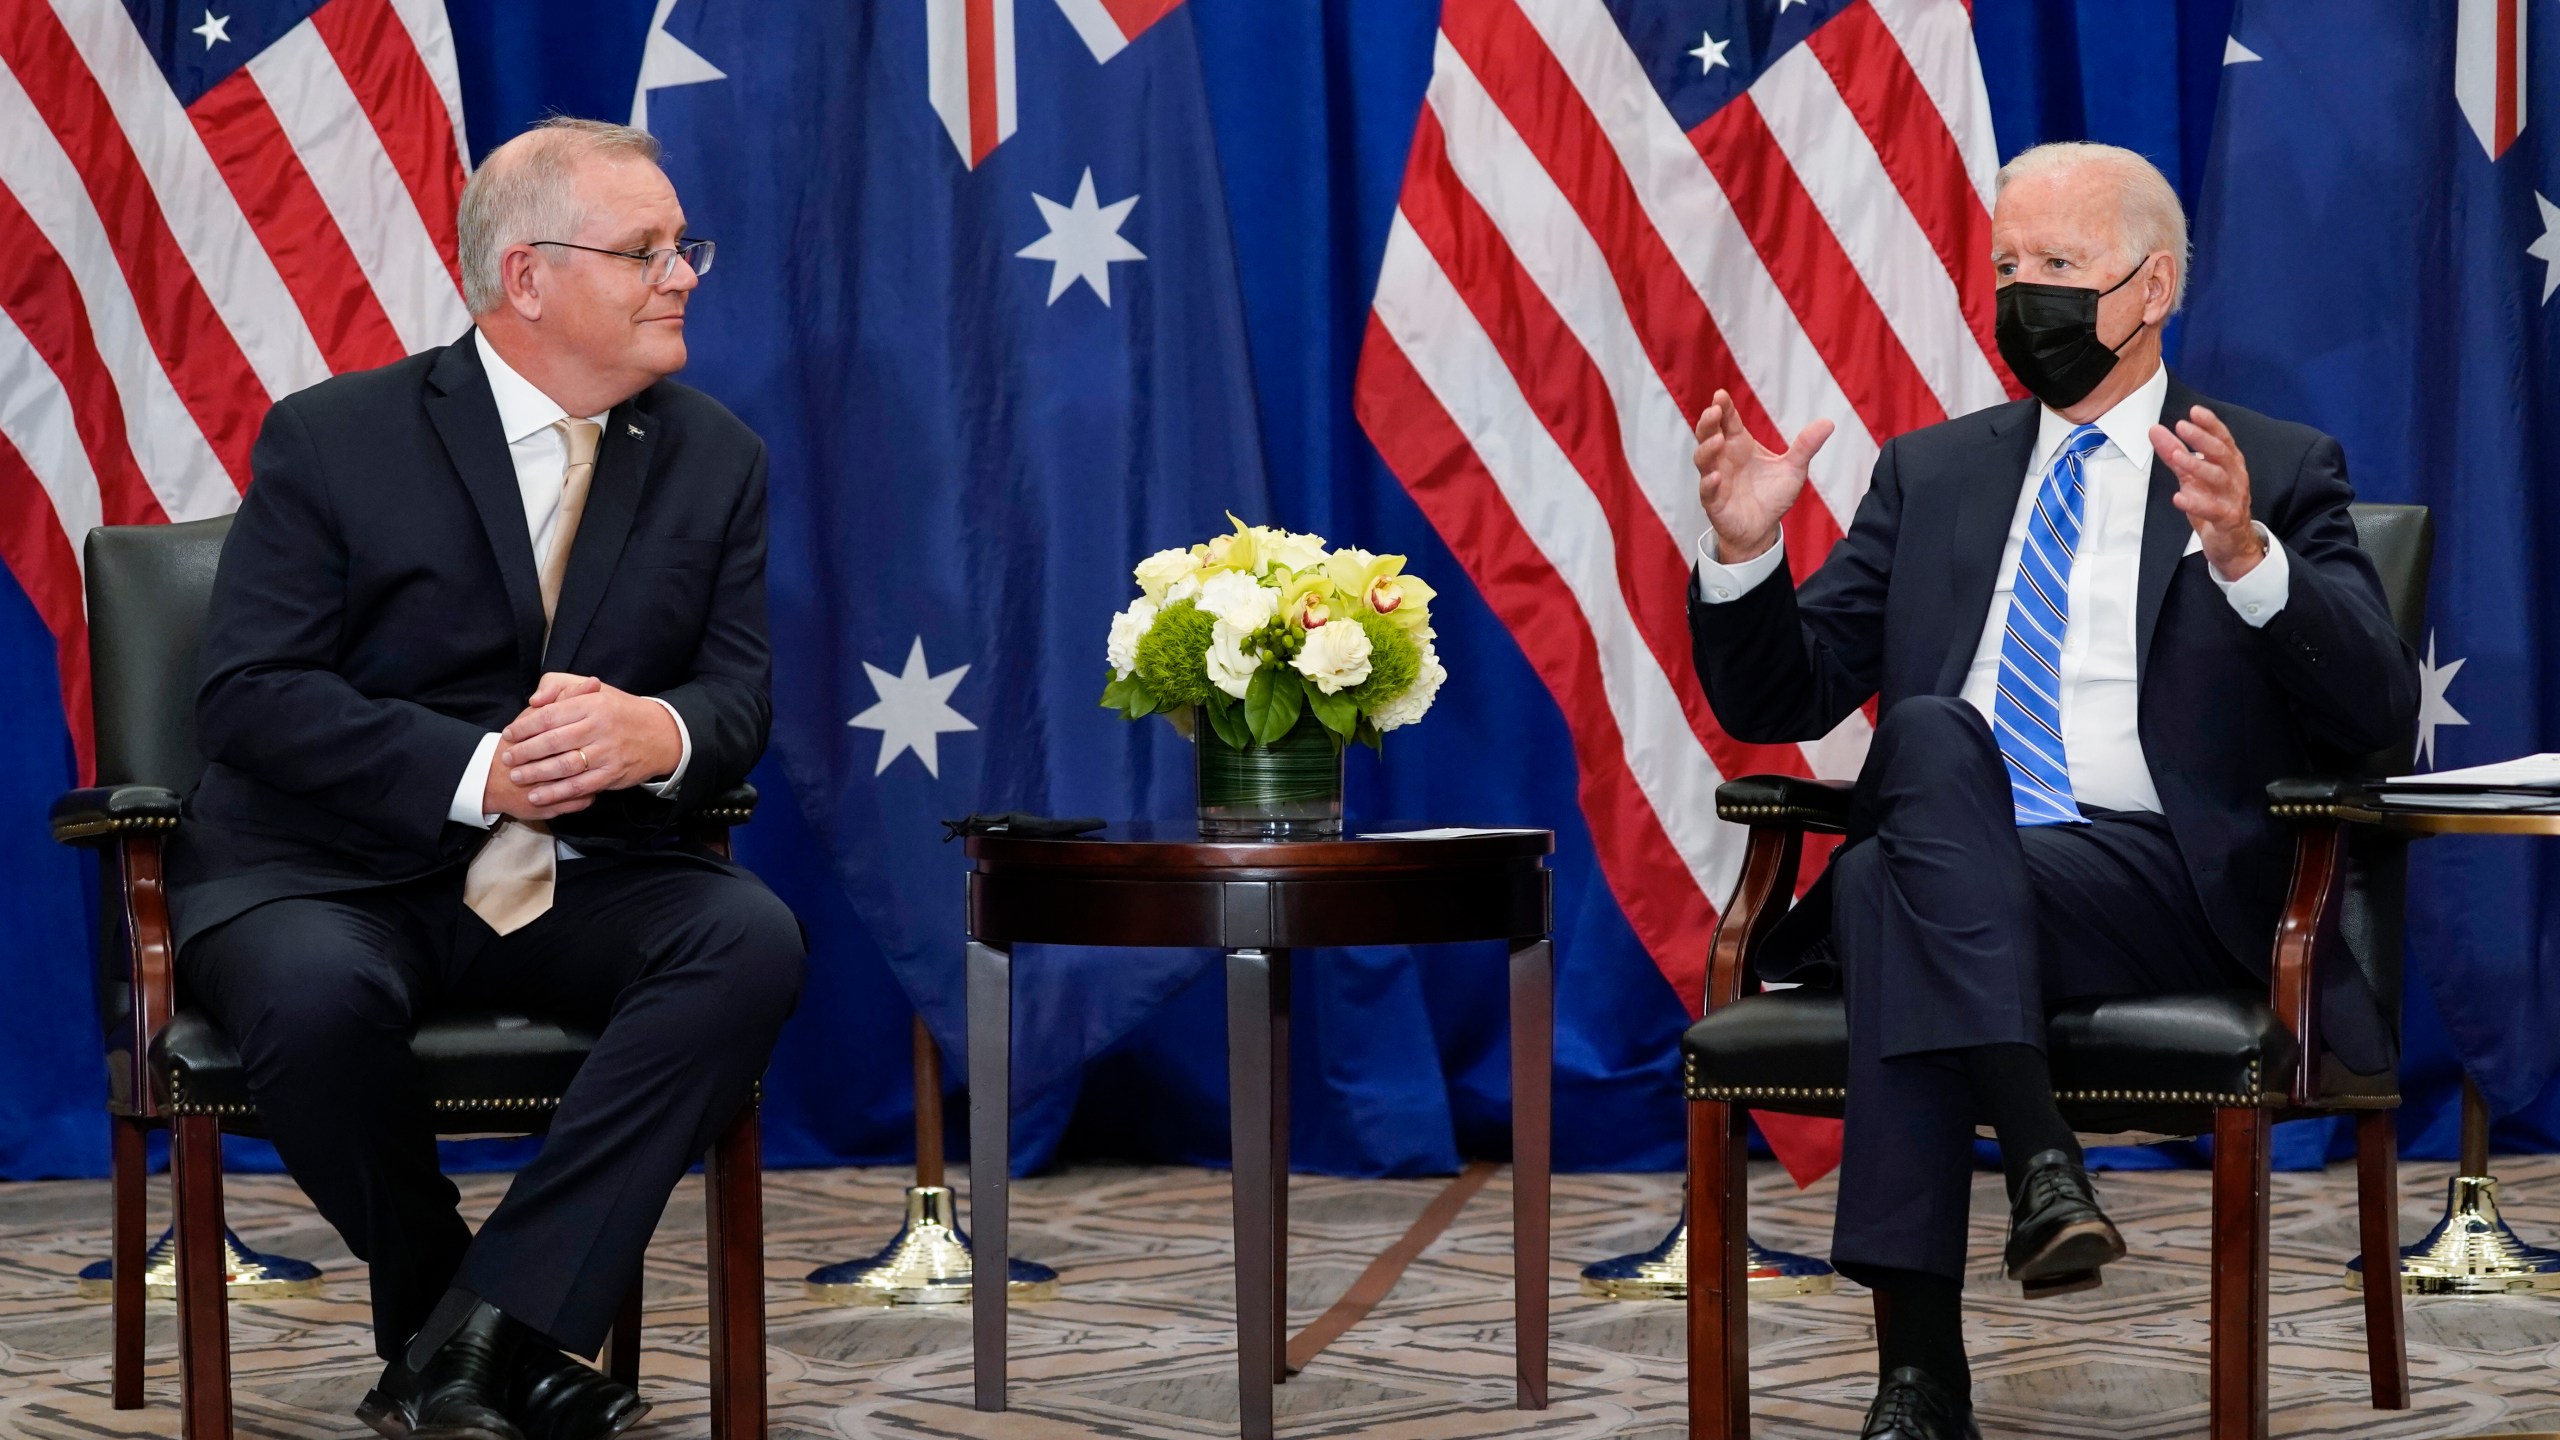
77, 1225, 322, 1301
2346, 1078, 2560, 1296
806, 1015, 1059, 1305
1581, 1201, 1835, 1300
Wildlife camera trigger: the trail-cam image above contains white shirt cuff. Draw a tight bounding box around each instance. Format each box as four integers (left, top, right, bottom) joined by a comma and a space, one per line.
2211, 522, 2290, 628
1694, 528, 1787, 604
449, 732, 502, 828
642, 696, 692, 796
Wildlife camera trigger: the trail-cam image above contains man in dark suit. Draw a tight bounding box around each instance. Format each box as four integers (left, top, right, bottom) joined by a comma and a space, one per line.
169, 117, 803, 1440
1686, 142, 2416, 1440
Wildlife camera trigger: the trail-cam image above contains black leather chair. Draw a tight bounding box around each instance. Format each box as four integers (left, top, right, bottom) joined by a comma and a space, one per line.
1680, 504, 2432, 1440
49, 516, 771, 1440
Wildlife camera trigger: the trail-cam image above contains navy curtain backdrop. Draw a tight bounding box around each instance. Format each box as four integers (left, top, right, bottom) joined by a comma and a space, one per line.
1, 0, 2551, 1180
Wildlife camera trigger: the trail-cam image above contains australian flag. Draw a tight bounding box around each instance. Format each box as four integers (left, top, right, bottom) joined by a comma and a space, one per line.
645, 0, 1267, 1168
2182, 0, 2560, 1141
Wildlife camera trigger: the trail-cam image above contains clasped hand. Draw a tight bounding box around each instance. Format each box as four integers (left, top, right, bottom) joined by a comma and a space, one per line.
480, 673, 682, 821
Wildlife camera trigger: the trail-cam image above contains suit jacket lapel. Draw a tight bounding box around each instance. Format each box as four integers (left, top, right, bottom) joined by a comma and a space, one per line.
2135, 373, 2199, 685
541, 394, 653, 672
1935, 397, 2043, 694
423, 336, 547, 685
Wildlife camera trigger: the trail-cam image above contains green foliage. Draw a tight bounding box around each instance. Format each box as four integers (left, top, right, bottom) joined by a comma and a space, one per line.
1244, 665, 1305, 746
1305, 682, 1358, 740
1203, 692, 1252, 749
1346, 613, 1420, 711
1099, 671, 1157, 719
1133, 600, 1218, 708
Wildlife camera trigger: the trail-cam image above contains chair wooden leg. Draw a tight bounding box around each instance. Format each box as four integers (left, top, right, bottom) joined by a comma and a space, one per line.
171, 1115, 233, 1440
1687, 1100, 1748, 1440
2210, 1107, 2272, 1440
704, 1104, 765, 1440
607, 1280, 642, 1388
2355, 1110, 2409, 1409
110, 1115, 148, 1410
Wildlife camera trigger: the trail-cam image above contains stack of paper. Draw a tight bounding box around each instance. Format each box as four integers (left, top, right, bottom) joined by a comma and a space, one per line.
2372, 754, 2560, 811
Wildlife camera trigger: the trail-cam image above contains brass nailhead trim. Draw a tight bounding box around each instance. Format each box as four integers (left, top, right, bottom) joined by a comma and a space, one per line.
167, 1071, 562, 1118
1682, 1054, 2278, 1108
54, 815, 180, 841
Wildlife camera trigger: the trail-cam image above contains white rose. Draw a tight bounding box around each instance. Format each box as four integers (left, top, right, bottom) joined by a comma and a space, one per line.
1373, 641, 1446, 731
1164, 573, 1202, 605
1105, 597, 1160, 680
1196, 569, 1279, 634
1133, 548, 1197, 602
1290, 615, 1374, 695
1205, 621, 1261, 700
1262, 529, 1330, 575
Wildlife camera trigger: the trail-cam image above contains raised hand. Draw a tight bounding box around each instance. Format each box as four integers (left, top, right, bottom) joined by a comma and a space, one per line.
2147, 404, 2264, 582
1693, 388, 1834, 564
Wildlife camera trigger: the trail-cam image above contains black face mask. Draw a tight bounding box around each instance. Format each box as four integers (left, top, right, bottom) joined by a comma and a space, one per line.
1994, 258, 2151, 410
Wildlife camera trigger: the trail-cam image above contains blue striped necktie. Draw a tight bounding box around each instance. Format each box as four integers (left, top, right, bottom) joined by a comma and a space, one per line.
1993, 423, 2107, 827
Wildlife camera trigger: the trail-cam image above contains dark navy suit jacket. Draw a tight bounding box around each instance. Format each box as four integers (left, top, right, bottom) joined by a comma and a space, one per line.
1687, 372, 2419, 1071
168, 331, 773, 948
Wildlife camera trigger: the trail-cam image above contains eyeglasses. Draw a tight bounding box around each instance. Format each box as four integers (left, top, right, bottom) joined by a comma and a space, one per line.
530, 238, 716, 286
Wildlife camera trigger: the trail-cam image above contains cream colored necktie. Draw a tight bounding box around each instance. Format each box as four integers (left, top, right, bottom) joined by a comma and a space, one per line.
465, 418, 602, 935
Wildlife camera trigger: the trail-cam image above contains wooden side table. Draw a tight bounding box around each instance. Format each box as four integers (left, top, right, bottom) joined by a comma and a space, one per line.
964, 826, 1555, 1440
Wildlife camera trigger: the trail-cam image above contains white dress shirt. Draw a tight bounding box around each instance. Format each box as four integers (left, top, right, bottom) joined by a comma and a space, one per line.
446, 330, 692, 838
1695, 362, 2290, 814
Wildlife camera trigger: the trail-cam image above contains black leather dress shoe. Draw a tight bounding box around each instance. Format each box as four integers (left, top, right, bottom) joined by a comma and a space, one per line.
510, 1345, 651, 1440
355, 1359, 421, 1439
2004, 1148, 2126, 1298
1861, 1367, 1981, 1440
402, 1301, 525, 1440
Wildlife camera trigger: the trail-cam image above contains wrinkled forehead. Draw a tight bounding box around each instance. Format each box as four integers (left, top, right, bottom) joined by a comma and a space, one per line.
1990, 171, 2124, 257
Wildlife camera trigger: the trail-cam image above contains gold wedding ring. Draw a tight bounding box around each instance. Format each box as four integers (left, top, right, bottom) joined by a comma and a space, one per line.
576, 747, 588, 770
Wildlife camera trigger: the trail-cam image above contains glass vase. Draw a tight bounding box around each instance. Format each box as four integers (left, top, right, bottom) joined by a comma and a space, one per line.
1195, 710, 1345, 840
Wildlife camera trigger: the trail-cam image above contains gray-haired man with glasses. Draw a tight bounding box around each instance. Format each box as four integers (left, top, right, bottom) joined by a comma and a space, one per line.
170, 116, 802, 1440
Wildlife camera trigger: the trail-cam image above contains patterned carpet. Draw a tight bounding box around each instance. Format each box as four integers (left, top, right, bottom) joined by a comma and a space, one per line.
1, 1154, 2556, 1437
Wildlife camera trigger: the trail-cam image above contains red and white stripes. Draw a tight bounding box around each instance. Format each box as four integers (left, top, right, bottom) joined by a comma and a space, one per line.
0, 0, 470, 779
930, 0, 1189, 167
1358, 0, 2012, 1015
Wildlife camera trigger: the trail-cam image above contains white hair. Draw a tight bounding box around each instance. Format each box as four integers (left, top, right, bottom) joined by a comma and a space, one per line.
1994, 141, 2190, 312
456, 117, 664, 316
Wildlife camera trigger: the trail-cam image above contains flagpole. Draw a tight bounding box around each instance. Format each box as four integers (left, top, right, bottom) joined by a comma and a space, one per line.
805, 1014, 1057, 1304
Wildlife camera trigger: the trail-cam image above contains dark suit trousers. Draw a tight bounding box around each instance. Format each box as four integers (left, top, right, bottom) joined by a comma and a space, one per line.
178, 853, 805, 1359
1827, 696, 2250, 1281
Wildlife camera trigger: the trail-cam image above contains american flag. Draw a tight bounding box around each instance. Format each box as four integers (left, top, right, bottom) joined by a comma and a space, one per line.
0, 0, 469, 780
1356, 0, 2015, 1175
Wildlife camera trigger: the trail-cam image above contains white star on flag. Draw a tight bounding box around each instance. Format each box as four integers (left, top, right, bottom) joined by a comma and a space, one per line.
2528, 192, 2560, 305
1017, 168, 1145, 306
193, 10, 230, 48
849, 637, 978, 777
1689, 30, 1732, 74
1777, 0, 1807, 10
2415, 630, 2468, 768
2224, 35, 2262, 65
629, 0, 727, 132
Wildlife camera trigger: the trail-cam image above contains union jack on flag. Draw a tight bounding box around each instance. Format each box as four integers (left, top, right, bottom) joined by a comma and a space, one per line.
0, 0, 469, 780
1356, 0, 2019, 1180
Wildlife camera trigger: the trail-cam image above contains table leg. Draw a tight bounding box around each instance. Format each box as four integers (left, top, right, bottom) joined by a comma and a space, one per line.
1228, 947, 1277, 1440
1509, 937, 1553, 1411
968, 940, 1011, 1413
1272, 948, 1292, 1382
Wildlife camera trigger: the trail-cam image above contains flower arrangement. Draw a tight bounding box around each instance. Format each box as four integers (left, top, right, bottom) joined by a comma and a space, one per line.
1100, 516, 1448, 750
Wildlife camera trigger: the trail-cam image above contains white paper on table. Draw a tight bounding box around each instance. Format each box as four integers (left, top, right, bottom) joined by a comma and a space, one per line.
2384, 753, 2560, 788
1355, 827, 1545, 839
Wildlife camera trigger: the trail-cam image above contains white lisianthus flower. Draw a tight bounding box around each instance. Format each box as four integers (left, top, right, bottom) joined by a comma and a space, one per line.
1373, 640, 1446, 731
1262, 529, 1330, 575
1205, 621, 1261, 700
1105, 597, 1160, 680
1290, 615, 1373, 694
1197, 569, 1279, 634
1133, 548, 1197, 602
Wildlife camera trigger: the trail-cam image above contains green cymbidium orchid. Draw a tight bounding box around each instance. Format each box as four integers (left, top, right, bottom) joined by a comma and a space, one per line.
1324, 549, 1435, 632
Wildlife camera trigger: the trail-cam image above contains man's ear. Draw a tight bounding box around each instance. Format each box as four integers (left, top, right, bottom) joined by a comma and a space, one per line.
2145, 252, 2179, 325
500, 245, 544, 322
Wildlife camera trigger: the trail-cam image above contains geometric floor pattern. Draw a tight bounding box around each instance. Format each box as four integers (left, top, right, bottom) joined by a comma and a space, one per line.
1, 1155, 2556, 1437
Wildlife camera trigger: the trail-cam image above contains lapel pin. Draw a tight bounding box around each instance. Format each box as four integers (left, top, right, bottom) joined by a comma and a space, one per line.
626, 422, 645, 440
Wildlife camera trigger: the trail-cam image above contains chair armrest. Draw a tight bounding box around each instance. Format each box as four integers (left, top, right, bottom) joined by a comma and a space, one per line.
50, 784, 183, 847
1716, 775, 1853, 834
680, 782, 759, 857
2267, 775, 2382, 822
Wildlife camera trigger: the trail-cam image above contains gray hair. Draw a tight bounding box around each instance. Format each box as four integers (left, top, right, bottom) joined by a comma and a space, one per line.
457, 117, 665, 316
1994, 141, 2190, 312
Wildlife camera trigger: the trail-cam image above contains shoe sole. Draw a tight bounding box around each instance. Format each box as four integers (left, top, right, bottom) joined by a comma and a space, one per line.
2009, 1219, 2126, 1296
357, 1391, 412, 1440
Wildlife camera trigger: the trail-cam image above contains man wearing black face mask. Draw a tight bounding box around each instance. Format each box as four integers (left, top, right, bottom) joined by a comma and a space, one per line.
1684, 142, 2418, 1440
